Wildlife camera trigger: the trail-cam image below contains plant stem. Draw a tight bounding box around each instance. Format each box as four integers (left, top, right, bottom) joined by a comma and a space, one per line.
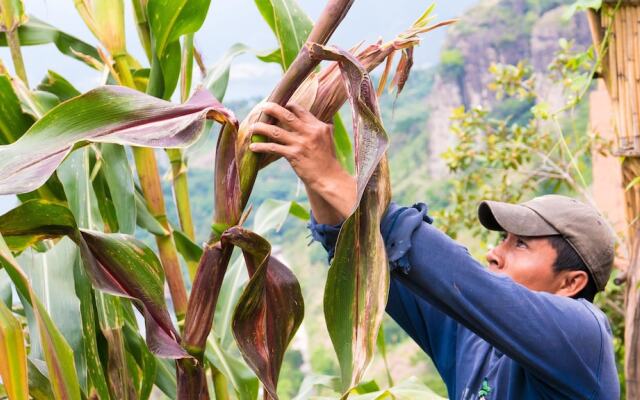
114, 54, 189, 322
133, 146, 188, 321
167, 33, 198, 278
6, 29, 28, 86
239, 0, 356, 203
211, 364, 230, 400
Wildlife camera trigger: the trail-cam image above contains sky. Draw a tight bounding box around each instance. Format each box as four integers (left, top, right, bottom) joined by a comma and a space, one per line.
0, 0, 477, 213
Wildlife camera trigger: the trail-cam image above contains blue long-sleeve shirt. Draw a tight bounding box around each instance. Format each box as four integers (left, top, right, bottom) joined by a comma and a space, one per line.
308, 202, 619, 400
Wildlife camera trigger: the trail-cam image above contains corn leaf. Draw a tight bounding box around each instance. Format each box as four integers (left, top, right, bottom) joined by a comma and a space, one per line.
0, 73, 33, 144
310, 44, 391, 392
348, 377, 446, 400
173, 228, 202, 263
254, 0, 312, 70
100, 143, 136, 234
0, 0, 27, 32
203, 43, 251, 101
58, 147, 121, 399
0, 17, 100, 69
74, 0, 126, 55
0, 235, 81, 400
147, 0, 211, 99
222, 226, 304, 400
0, 299, 28, 400
147, 0, 211, 58
27, 359, 55, 400
135, 189, 169, 236
0, 200, 188, 358
37, 70, 80, 101
17, 238, 88, 392
78, 229, 188, 358
0, 86, 236, 195
205, 336, 259, 400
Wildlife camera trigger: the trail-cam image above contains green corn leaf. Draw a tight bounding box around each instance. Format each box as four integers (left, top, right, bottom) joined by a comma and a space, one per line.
205, 336, 259, 400
254, 0, 313, 70
348, 377, 446, 400
27, 359, 55, 400
100, 144, 136, 234
147, 0, 211, 99
202, 43, 281, 101
332, 114, 355, 175
173, 228, 202, 263
37, 70, 80, 102
135, 189, 169, 236
376, 324, 393, 387
0, 299, 28, 400
0, 235, 82, 400
222, 226, 304, 400
0, 73, 34, 144
147, 0, 211, 58
203, 43, 251, 101
292, 375, 336, 400
0, 268, 10, 306
0, 17, 101, 69
0, 199, 77, 248
311, 44, 391, 393
18, 238, 87, 392
252, 199, 309, 235
0, 86, 236, 196
213, 252, 246, 349
122, 318, 158, 400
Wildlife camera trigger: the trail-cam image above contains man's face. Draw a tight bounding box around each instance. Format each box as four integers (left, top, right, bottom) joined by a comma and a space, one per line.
485, 232, 563, 293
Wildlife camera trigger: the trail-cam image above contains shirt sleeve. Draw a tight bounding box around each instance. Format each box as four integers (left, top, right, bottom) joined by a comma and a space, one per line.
307, 203, 459, 388
387, 207, 608, 398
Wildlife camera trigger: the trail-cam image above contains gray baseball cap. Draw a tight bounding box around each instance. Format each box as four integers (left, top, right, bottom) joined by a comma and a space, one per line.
478, 194, 616, 291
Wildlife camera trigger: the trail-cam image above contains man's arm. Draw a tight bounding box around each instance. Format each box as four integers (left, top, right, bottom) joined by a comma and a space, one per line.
307, 207, 459, 389
389, 207, 609, 399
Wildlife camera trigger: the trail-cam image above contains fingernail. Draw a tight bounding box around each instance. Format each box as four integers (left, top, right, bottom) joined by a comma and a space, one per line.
249, 144, 256, 151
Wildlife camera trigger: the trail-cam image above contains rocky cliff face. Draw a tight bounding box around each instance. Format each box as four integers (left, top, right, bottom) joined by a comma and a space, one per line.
422, 0, 592, 178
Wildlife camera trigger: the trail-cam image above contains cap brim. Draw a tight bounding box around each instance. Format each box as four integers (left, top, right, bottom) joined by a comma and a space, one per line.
478, 200, 560, 236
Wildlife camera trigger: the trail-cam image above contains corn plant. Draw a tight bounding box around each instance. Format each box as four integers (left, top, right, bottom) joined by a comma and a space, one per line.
0, 0, 451, 398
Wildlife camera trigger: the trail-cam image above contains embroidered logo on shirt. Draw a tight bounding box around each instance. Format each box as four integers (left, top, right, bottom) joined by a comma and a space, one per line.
477, 378, 492, 400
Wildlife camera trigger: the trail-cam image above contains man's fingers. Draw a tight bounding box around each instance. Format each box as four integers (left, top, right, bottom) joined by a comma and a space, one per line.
249, 141, 294, 159
250, 122, 295, 144
261, 102, 300, 129
286, 102, 315, 121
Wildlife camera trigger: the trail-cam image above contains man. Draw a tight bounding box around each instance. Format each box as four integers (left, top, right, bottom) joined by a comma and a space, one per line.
249, 102, 619, 399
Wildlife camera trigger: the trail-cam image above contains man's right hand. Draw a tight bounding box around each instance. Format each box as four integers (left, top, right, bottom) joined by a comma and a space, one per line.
249, 102, 356, 225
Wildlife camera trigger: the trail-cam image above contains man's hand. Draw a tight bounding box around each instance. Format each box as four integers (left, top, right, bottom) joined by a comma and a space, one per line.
249, 102, 356, 224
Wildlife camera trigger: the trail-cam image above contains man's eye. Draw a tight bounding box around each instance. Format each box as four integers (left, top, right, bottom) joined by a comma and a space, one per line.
516, 238, 528, 248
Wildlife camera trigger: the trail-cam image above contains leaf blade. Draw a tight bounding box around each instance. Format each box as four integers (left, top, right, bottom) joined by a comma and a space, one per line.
0, 86, 236, 195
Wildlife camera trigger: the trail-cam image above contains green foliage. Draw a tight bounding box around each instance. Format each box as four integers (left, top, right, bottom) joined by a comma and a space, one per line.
439, 49, 465, 81
436, 49, 596, 243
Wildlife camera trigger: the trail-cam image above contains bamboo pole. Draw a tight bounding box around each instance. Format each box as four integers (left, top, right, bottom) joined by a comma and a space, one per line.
601, 4, 640, 398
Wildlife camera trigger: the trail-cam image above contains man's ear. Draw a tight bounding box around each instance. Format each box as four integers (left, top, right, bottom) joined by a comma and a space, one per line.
555, 270, 589, 297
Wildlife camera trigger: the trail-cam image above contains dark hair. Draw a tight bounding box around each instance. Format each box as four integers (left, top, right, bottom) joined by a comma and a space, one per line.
546, 235, 598, 302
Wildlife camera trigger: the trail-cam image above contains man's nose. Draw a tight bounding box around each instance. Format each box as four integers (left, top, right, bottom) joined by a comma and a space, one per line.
486, 246, 502, 269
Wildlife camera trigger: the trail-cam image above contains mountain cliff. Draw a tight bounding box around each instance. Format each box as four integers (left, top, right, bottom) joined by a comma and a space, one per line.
388, 0, 592, 198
